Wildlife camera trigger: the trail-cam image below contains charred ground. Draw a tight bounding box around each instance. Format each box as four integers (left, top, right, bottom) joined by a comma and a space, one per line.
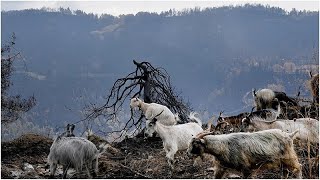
1, 131, 319, 179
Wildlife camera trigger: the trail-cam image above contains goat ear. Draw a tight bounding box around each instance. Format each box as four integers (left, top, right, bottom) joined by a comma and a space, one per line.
252, 88, 256, 96
70, 124, 75, 132
309, 71, 313, 78
250, 107, 255, 115
66, 124, 70, 131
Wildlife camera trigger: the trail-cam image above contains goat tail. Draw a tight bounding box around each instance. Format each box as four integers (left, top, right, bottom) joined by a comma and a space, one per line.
189, 112, 202, 127
288, 130, 299, 140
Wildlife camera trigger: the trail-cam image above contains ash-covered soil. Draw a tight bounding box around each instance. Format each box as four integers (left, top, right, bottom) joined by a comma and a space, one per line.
1, 133, 319, 179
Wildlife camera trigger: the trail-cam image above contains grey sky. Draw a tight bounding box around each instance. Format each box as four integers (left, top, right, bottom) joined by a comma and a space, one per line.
1, 1, 319, 16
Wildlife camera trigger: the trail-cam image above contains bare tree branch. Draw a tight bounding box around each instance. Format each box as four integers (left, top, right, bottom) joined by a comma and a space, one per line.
82, 60, 192, 140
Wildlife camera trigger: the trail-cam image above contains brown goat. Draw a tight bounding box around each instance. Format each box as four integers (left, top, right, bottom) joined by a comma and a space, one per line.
188, 129, 302, 179
217, 111, 249, 127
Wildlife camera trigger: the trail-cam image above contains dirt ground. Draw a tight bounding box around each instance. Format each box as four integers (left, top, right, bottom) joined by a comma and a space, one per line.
1, 132, 319, 179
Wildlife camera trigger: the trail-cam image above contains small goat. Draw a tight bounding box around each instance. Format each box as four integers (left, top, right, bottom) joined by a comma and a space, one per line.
145, 112, 203, 170
188, 129, 302, 179
242, 117, 319, 144
48, 125, 107, 178
252, 88, 297, 110
130, 97, 179, 125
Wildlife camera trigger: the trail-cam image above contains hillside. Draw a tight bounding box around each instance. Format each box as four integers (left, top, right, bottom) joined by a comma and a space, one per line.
1, 132, 318, 179
1, 5, 319, 130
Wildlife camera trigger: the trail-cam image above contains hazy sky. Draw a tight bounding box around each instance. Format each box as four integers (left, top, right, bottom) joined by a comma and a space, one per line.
1, 1, 319, 16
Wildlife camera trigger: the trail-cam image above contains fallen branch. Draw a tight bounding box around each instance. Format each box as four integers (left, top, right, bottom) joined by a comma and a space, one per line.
119, 163, 151, 179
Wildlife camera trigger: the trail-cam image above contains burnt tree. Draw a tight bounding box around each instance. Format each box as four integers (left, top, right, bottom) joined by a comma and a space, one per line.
84, 60, 192, 138
1, 34, 36, 124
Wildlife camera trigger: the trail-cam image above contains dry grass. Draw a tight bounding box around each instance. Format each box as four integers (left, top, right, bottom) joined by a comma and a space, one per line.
1, 130, 318, 179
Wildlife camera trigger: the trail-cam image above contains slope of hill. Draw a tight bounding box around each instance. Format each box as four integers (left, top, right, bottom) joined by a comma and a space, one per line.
1, 132, 318, 179
1, 5, 318, 129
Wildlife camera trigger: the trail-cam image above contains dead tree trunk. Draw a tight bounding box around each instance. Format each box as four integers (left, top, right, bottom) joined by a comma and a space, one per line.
82, 60, 192, 140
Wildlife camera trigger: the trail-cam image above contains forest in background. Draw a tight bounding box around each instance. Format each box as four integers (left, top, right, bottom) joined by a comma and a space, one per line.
1, 4, 319, 139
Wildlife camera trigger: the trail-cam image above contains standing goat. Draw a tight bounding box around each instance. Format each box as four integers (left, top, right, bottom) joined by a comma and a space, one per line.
187, 129, 302, 179
48, 125, 107, 178
145, 112, 203, 170
242, 117, 319, 144
130, 97, 179, 125
252, 88, 297, 110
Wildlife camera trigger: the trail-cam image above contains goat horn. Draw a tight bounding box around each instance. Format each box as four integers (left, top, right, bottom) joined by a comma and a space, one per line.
218, 111, 224, 118
206, 116, 214, 132
249, 107, 255, 116
196, 132, 214, 139
252, 88, 257, 96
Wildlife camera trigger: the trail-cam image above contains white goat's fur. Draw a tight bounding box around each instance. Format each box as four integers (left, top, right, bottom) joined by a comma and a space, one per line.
48, 136, 106, 178
130, 97, 179, 125
254, 89, 275, 101
145, 112, 203, 169
187, 112, 202, 127
242, 117, 319, 144
253, 89, 275, 110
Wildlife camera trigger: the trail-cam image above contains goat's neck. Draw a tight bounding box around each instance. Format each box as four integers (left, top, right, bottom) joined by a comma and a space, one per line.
154, 122, 169, 140
139, 102, 149, 113
204, 139, 224, 157
252, 120, 273, 130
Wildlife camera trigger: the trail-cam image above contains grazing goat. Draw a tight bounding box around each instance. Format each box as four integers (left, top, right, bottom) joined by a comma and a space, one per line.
130, 97, 179, 125
252, 88, 297, 110
309, 73, 319, 104
145, 112, 203, 170
48, 129, 107, 178
242, 117, 319, 144
187, 129, 302, 179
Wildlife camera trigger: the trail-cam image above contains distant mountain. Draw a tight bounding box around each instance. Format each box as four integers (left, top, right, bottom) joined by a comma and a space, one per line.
1, 5, 318, 128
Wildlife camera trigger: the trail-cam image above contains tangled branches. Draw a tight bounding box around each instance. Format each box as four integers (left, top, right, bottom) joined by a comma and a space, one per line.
1, 34, 36, 124
84, 60, 192, 139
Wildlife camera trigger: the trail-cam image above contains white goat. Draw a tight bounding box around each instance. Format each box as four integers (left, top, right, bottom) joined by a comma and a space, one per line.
130, 97, 179, 125
242, 117, 319, 144
145, 112, 203, 170
48, 136, 107, 178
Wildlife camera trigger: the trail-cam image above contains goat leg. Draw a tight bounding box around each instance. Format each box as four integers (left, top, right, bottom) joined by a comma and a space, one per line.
62, 163, 70, 179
